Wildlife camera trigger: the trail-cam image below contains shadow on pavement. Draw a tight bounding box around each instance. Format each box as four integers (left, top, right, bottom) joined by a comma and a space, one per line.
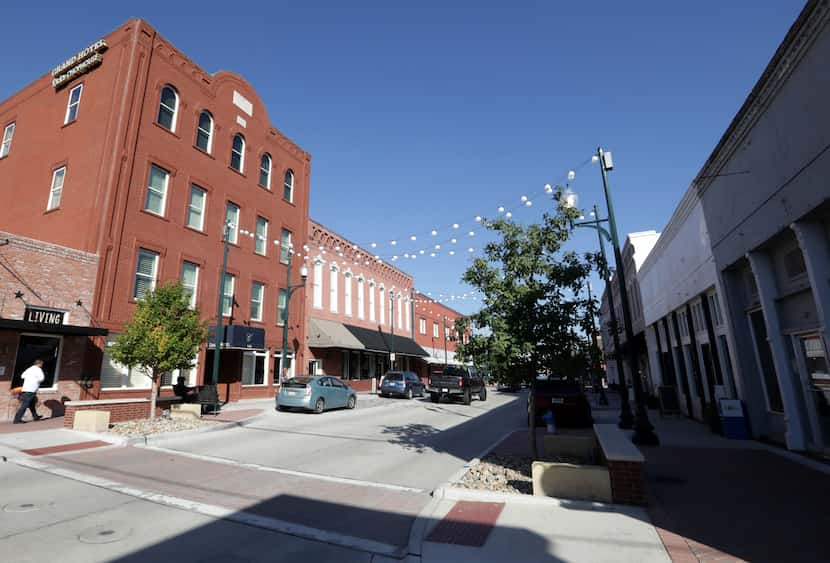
109, 494, 565, 562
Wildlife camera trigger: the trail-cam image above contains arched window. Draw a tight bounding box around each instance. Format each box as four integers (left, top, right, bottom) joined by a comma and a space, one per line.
283, 169, 294, 202
196, 111, 213, 153
157, 85, 178, 131
259, 153, 272, 189
231, 134, 245, 172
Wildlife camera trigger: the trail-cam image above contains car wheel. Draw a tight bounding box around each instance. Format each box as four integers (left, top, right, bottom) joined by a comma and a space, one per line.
430, 392, 439, 403
479, 387, 487, 401
406, 388, 413, 400
380, 392, 388, 398
347, 396, 356, 409
276, 405, 285, 412
314, 398, 325, 414
463, 389, 471, 405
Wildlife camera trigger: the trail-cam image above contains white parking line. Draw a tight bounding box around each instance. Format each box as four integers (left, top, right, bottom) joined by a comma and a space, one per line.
139, 445, 428, 495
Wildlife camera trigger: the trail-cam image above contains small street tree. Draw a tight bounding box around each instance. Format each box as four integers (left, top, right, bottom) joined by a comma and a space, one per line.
110, 282, 207, 419
455, 188, 593, 458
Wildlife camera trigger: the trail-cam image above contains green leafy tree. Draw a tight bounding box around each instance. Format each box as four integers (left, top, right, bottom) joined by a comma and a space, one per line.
110, 282, 207, 419
455, 189, 593, 458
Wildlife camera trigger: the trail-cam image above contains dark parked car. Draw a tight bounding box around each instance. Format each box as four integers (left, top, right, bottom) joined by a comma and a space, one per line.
528, 377, 593, 427
380, 371, 425, 399
428, 365, 486, 405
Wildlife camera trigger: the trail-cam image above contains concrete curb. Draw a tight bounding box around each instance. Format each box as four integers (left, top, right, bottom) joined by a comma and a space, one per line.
406, 494, 445, 557
441, 427, 522, 488
433, 484, 617, 510
117, 410, 271, 446
11, 455, 407, 559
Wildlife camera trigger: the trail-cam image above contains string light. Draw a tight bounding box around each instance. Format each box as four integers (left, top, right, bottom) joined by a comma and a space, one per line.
520, 195, 528, 203
498, 206, 505, 213
431, 230, 438, 236
475, 216, 482, 222
410, 235, 417, 241
505, 211, 513, 218
452, 223, 460, 229
525, 200, 533, 207
568, 170, 576, 180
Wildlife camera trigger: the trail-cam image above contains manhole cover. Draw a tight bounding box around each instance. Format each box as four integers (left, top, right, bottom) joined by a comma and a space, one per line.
3, 503, 40, 513
78, 524, 132, 544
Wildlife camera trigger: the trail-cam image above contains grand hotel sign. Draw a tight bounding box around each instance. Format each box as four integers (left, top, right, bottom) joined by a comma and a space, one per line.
51, 39, 108, 89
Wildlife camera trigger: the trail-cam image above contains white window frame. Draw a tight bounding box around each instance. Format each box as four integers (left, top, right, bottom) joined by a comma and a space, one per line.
369, 281, 376, 322
397, 294, 403, 330
405, 296, 411, 334
181, 261, 199, 309
134, 249, 159, 300
284, 169, 294, 203
259, 153, 272, 189
419, 318, 426, 335
64, 84, 83, 124
357, 277, 365, 320
102, 341, 150, 390
187, 184, 206, 231
379, 286, 385, 325
280, 229, 292, 264
157, 85, 179, 132
47, 166, 66, 211
1, 122, 15, 158
196, 111, 213, 153
433, 322, 439, 338
250, 281, 265, 322
330, 264, 339, 313
231, 134, 245, 172
144, 164, 169, 216
242, 350, 269, 387
222, 273, 235, 317
312, 259, 323, 309
344, 272, 353, 317
255, 216, 268, 256
226, 203, 240, 244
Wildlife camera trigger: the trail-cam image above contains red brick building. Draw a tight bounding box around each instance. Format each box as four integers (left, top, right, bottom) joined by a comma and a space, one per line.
412, 293, 467, 378
0, 18, 310, 418
303, 220, 428, 391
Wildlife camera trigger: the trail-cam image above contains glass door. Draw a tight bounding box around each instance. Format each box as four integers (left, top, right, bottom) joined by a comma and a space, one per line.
795, 335, 830, 454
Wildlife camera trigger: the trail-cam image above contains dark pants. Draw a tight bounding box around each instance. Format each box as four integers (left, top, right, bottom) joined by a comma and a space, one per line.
14, 392, 38, 423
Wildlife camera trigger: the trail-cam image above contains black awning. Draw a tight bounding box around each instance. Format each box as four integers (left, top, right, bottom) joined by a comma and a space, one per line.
343, 324, 429, 357
0, 318, 108, 336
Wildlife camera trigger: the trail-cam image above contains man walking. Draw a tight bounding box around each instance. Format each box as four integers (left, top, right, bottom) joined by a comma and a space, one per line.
13, 359, 45, 424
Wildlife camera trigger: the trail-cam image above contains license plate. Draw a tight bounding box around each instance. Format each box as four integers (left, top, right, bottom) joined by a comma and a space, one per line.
551, 398, 564, 404
441, 388, 448, 392
286, 390, 296, 396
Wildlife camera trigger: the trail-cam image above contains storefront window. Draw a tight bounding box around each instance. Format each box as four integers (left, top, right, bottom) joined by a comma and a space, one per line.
242, 351, 267, 385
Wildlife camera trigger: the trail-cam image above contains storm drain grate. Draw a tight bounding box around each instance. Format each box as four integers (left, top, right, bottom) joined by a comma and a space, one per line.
78, 524, 132, 544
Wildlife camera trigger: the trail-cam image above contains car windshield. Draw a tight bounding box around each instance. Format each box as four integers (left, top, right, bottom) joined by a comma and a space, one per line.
284, 376, 314, 388
442, 366, 466, 377
385, 373, 403, 381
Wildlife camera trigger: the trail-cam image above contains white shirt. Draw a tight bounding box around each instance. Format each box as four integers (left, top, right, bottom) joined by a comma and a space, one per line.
20, 365, 45, 393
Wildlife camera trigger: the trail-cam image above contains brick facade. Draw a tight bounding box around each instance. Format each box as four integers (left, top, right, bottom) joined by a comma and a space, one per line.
606, 459, 647, 505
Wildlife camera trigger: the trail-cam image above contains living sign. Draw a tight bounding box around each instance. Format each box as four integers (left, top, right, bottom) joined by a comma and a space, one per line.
52, 39, 108, 89
24, 307, 65, 327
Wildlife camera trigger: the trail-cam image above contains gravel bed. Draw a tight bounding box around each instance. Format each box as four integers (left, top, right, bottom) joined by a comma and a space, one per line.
109, 416, 220, 437
454, 453, 586, 495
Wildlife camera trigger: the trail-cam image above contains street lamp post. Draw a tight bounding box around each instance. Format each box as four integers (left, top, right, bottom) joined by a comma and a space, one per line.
279, 244, 308, 385
211, 221, 233, 388
389, 290, 396, 370
572, 205, 632, 425
585, 275, 609, 406
595, 147, 658, 445
443, 315, 449, 367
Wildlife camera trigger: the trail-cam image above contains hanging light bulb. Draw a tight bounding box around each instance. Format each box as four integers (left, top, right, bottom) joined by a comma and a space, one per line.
431, 229, 438, 236
392, 255, 398, 261
404, 253, 410, 258
449, 250, 455, 256
419, 249, 425, 255
475, 216, 482, 222
498, 206, 505, 213
468, 247, 474, 252
452, 223, 459, 229
525, 200, 533, 207
371, 242, 377, 248
568, 170, 575, 180
520, 195, 528, 203
335, 245, 340, 251
435, 244, 441, 250
591, 155, 599, 163
391, 240, 397, 246
410, 235, 417, 241
430, 252, 436, 257
544, 183, 553, 194
468, 231, 475, 236
505, 211, 513, 218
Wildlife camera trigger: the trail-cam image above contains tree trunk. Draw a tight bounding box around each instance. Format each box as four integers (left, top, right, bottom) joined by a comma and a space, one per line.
149, 371, 159, 420
529, 379, 538, 460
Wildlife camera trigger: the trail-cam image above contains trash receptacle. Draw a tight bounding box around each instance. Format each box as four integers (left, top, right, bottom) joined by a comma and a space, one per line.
719, 399, 749, 439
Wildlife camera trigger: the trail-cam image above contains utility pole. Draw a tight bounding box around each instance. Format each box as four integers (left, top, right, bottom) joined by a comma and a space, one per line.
389, 290, 395, 370
211, 221, 232, 387
597, 147, 659, 445
279, 245, 307, 385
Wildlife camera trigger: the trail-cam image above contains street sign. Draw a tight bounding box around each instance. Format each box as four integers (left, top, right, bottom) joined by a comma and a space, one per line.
390, 353, 396, 362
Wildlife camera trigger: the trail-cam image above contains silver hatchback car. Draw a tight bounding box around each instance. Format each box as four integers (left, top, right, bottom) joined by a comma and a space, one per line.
276, 375, 357, 414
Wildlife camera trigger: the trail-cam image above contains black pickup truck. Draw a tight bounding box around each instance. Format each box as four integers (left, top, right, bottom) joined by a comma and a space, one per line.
427, 366, 486, 405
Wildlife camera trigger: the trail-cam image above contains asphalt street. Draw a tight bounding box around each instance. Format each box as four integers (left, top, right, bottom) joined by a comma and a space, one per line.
0, 390, 526, 562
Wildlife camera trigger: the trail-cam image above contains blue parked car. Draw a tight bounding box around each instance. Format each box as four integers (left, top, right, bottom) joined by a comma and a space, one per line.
276, 375, 357, 414
380, 371, 425, 399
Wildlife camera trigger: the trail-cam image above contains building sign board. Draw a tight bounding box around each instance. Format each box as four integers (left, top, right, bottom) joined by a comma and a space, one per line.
51, 39, 108, 89
24, 306, 66, 327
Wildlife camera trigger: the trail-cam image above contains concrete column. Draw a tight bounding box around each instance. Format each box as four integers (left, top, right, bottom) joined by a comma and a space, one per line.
645, 324, 663, 389
747, 250, 807, 451
792, 220, 830, 351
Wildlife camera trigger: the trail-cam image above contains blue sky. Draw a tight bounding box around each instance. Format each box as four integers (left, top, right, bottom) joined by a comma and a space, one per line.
2, 0, 804, 314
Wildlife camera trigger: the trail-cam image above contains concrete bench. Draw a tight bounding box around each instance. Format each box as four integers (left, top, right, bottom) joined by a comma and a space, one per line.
594, 424, 646, 504
73, 409, 110, 432
170, 403, 201, 420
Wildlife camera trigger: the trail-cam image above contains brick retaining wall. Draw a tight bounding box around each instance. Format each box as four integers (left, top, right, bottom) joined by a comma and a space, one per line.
64, 397, 180, 428
606, 460, 647, 505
